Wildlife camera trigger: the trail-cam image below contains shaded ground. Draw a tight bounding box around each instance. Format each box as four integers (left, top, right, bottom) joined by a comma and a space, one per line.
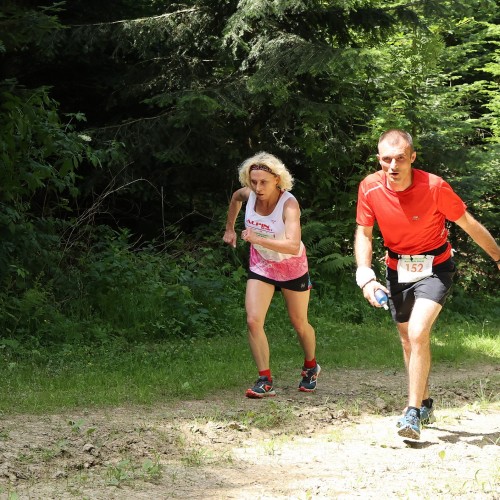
0, 364, 499, 499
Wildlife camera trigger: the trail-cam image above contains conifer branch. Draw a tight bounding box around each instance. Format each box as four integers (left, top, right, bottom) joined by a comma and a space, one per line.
71, 7, 198, 28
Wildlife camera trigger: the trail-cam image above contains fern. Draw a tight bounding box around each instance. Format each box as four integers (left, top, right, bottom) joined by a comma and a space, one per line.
315, 253, 354, 272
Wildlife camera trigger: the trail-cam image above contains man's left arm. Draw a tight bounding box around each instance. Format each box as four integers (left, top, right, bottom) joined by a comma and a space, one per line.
454, 211, 500, 270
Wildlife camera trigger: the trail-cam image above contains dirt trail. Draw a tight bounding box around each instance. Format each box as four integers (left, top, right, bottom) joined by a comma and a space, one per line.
0, 365, 498, 499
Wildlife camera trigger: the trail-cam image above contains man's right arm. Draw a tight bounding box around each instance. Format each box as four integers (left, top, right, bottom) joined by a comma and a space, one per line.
354, 225, 389, 307
355, 224, 374, 268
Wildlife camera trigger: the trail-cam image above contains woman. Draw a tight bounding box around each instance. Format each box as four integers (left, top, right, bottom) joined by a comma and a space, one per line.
223, 152, 320, 398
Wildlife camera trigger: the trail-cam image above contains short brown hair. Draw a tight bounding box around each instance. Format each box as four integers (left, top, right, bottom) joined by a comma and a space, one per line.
378, 129, 414, 152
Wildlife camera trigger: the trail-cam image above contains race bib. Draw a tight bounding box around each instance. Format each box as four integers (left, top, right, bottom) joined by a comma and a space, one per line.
397, 255, 434, 283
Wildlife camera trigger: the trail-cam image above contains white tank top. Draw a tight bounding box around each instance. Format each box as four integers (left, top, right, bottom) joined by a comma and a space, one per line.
244, 190, 308, 281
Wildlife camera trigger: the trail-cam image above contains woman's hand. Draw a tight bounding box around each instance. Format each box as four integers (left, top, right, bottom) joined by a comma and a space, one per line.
241, 228, 256, 244
223, 229, 237, 248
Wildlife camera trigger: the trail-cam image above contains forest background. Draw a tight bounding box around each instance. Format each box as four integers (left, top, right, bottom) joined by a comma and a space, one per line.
0, 0, 499, 400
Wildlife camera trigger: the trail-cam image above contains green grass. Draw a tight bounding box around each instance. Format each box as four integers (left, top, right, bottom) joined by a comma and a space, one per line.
0, 295, 498, 415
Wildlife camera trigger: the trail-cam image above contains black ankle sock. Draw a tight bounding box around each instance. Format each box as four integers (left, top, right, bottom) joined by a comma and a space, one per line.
407, 406, 421, 418
421, 398, 433, 409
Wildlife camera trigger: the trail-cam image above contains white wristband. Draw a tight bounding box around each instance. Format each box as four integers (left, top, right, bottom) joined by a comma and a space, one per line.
356, 267, 376, 289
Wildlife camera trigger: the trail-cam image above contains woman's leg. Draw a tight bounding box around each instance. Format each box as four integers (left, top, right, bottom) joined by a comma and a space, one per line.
281, 288, 315, 361
245, 279, 275, 371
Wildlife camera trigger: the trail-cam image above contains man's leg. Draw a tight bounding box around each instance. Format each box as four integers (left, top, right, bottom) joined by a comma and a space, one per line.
397, 322, 431, 403
404, 297, 442, 409
391, 263, 455, 436
397, 297, 442, 437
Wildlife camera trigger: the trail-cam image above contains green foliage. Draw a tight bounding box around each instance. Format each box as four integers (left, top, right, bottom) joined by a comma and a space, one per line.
76, 229, 240, 341
0, 84, 92, 205
301, 218, 355, 290
0, 0, 498, 352
446, 146, 500, 292
0, 222, 248, 345
0, 80, 111, 292
0, 2, 64, 56
0, 288, 497, 414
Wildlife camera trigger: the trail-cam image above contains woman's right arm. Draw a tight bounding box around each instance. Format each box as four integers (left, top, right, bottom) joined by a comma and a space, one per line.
223, 187, 250, 248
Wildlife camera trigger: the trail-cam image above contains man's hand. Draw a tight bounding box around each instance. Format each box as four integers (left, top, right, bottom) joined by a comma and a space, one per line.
362, 280, 390, 308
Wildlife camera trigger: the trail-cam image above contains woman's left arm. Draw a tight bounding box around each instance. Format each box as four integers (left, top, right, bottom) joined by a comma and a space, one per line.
241, 197, 302, 255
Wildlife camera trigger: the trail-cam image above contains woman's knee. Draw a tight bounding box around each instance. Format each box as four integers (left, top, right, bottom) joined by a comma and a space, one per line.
291, 318, 312, 336
246, 315, 264, 332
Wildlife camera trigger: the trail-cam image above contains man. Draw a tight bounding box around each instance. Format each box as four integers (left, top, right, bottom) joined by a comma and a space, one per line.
354, 129, 500, 440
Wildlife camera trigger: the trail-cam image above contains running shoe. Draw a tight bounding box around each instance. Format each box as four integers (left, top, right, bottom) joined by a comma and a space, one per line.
298, 364, 321, 392
420, 404, 436, 425
397, 408, 421, 440
245, 376, 276, 399
397, 403, 436, 427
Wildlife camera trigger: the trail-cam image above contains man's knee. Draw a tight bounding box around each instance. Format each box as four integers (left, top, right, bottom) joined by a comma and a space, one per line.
407, 327, 431, 347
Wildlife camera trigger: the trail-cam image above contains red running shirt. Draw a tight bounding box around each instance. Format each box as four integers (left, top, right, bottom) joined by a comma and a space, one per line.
356, 169, 467, 269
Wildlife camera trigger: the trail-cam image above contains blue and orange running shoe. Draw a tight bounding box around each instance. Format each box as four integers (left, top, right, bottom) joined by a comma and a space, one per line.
245, 376, 276, 399
397, 401, 436, 428
397, 408, 421, 440
420, 404, 436, 425
298, 364, 321, 392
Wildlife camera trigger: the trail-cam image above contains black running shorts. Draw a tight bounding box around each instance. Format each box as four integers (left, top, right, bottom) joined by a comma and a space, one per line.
386, 258, 456, 323
247, 270, 312, 292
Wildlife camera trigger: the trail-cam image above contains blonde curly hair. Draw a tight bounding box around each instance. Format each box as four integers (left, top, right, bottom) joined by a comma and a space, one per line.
238, 151, 294, 191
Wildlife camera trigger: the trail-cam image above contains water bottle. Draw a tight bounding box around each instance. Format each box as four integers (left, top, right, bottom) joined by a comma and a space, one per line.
374, 289, 389, 310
